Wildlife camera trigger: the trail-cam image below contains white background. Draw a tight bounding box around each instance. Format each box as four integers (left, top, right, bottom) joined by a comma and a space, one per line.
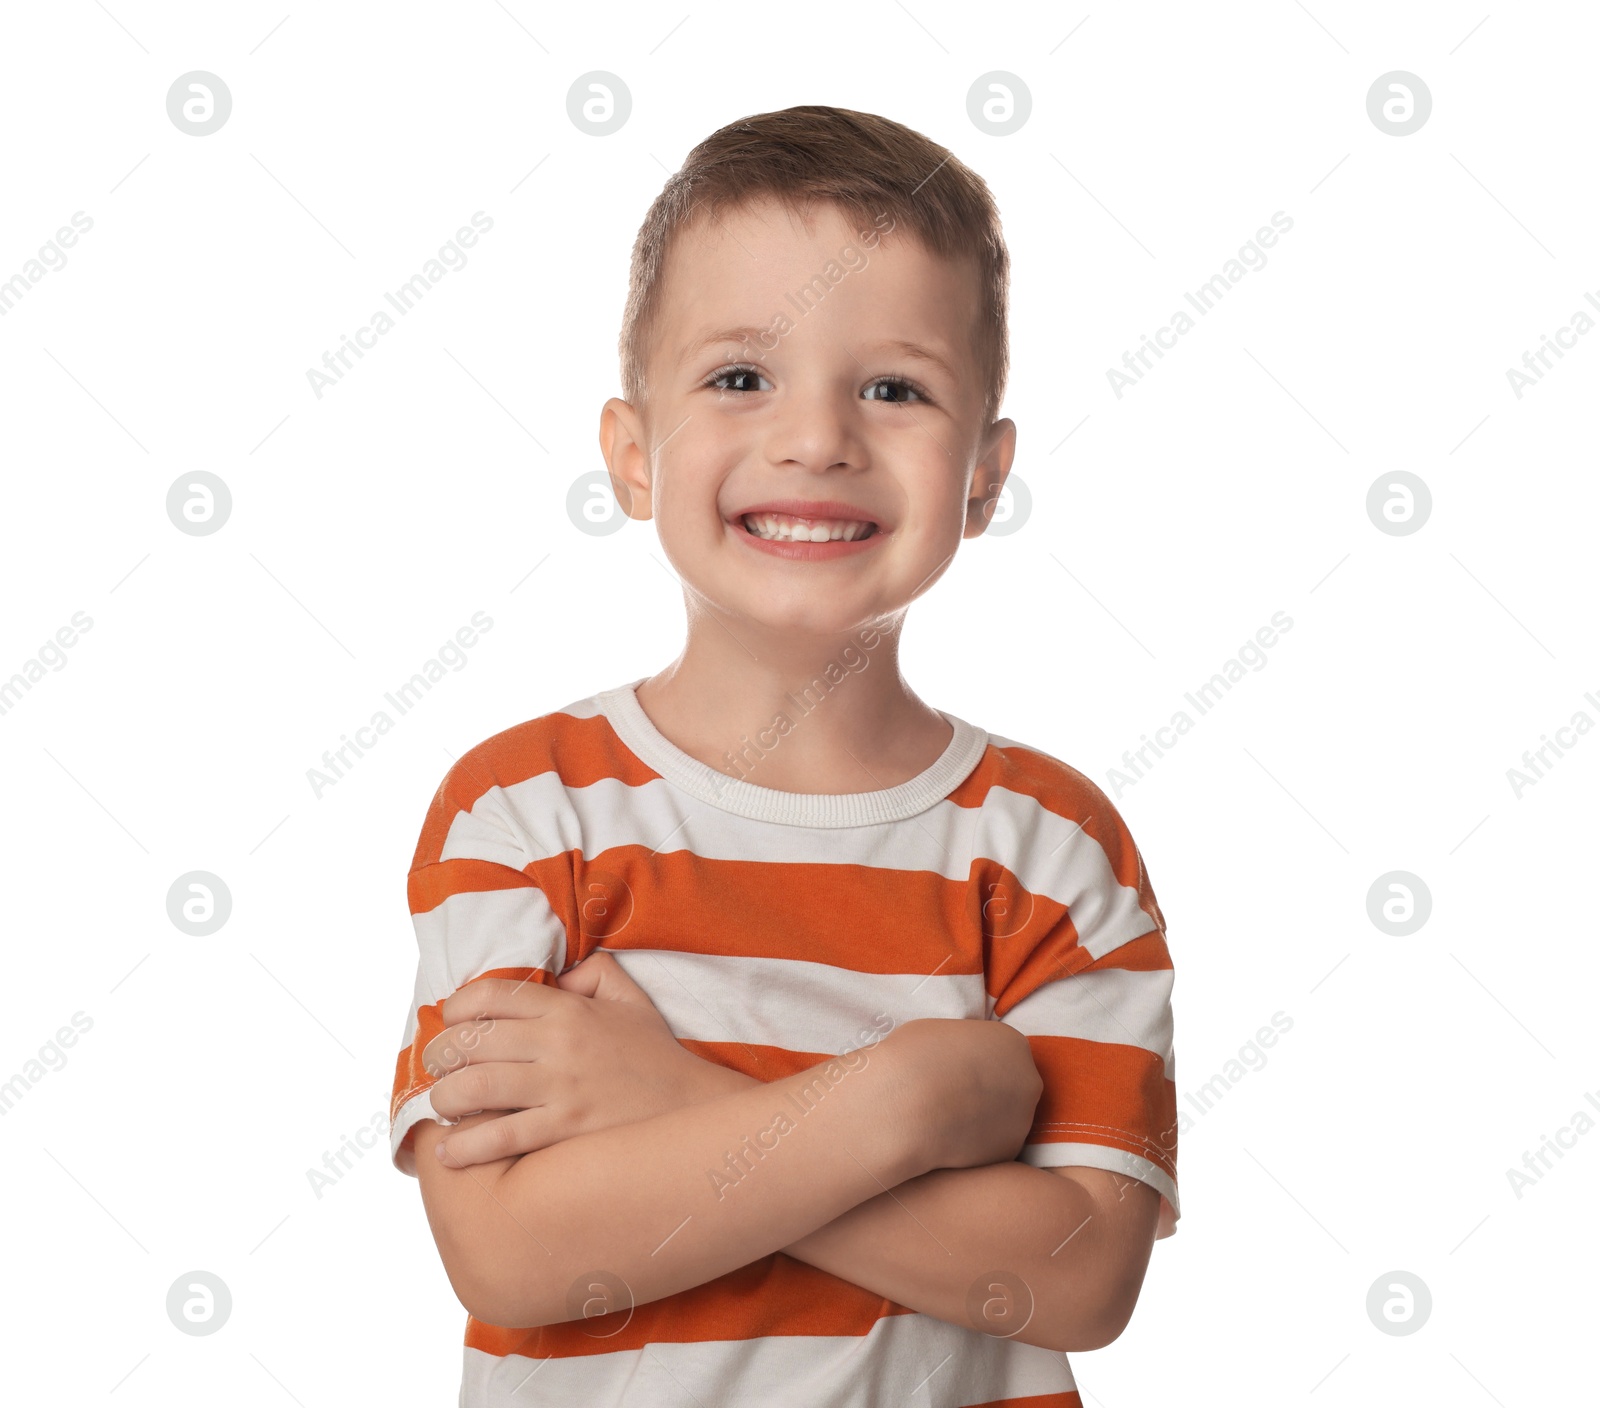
1, 1, 1595, 1402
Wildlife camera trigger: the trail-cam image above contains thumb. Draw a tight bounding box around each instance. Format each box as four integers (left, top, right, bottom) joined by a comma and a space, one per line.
555, 949, 648, 1003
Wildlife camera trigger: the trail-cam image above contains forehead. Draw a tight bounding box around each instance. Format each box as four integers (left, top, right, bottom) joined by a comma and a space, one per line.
655, 196, 981, 359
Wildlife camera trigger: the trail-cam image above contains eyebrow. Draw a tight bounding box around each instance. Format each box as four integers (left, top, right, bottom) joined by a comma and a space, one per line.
683, 327, 772, 360
683, 329, 959, 380
875, 338, 957, 381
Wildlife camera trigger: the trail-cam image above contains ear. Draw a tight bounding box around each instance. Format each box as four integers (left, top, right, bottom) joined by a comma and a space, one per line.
598, 398, 654, 524
965, 416, 1017, 538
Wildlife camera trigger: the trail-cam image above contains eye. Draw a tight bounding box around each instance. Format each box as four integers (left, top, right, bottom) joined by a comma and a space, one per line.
863, 376, 929, 405
702, 363, 771, 393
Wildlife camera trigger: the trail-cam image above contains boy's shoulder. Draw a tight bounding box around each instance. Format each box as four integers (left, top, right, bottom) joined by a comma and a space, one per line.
409, 682, 643, 871
973, 726, 1168, 943
971, 725, 1119, 825
969, 726, 1159, 905
430, 680, 640, 806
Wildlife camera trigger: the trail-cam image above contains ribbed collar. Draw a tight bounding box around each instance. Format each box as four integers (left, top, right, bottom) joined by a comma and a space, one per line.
595, 676, 990, 829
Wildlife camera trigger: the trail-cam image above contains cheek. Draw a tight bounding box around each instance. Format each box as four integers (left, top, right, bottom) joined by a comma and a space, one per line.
919, 473, 977, 526
653, 462, 726, 535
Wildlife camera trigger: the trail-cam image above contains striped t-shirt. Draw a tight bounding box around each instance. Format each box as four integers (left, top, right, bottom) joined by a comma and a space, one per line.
390, 677, 1179, 1407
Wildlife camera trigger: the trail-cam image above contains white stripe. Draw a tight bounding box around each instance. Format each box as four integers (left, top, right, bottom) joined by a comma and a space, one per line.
603, 948, 988, 1054
502, 770, 983, 879
496, 771, 1156, 965
400, 884, 567, 1048
974, 786, 1159, 960
1019, 1139, 1182, 1230
1001, 967, 1175, 1079
437, 792, 536, 869
460, 1302, 1078, 1405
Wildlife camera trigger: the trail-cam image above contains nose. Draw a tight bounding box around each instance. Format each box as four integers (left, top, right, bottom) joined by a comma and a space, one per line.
762, 377, 867, 475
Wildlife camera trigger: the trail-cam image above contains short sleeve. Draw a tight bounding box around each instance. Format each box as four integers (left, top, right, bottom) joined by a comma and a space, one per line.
985, 768, 1179, 1237
388, 758, 570, 1176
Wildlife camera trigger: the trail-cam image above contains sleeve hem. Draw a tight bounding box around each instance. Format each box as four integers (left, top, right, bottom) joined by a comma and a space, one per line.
389, 1087, 452, 1176
1018, 1139, 1181, 1238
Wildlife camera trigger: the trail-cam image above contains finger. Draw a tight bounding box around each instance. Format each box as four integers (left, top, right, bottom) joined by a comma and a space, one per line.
428, 1060, 544, 1119
422, 1018, 494, 1077
436, 1108, 553, 1167
554, 953, 602, 997
422, 1015, 546, 1078
439, 974, 556, 1026
556, 949, 651, 1005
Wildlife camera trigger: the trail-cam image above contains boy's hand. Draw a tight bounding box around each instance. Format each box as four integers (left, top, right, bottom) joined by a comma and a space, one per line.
890, 1017, 1045, 1170
422, 952, 739, 1168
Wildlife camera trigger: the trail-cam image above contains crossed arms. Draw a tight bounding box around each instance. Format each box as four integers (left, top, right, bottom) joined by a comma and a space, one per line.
405, 961, 1160, 1353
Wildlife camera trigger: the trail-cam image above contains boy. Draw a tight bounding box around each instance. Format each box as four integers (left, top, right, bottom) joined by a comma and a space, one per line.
389, 104, 1178, 1406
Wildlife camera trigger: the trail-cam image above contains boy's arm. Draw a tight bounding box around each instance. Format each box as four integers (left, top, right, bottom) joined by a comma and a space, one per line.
779, 1161, 1159, 1353
609, 1053, 1157, 1353
413, 1020, 1019, 1330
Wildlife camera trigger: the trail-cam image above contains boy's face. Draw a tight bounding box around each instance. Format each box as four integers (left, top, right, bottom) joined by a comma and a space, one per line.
600, 197, 1014, 639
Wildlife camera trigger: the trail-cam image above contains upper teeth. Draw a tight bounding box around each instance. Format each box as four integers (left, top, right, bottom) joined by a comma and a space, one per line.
742, 513, 875, 542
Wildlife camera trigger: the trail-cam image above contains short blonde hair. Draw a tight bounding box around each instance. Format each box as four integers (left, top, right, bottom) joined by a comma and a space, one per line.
619, 104, 1010, 425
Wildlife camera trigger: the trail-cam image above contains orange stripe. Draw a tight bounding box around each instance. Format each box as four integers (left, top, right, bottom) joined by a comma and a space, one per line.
560, 849, 980, 974
984, 879, 1090, 1010
990, 901, 1171, 1020
1081, 928, 1172, 973
409, 710, 669, 872
1028, 1034, 1178, 1178
422, 846, 1166, 1002
408, 856, 542, 913
468, 709, 667, 794
967, 1394, 1082, 1407
677, 1038, 847, 1083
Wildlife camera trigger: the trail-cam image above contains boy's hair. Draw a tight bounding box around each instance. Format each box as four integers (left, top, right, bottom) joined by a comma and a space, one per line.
619, 104, 1010, 426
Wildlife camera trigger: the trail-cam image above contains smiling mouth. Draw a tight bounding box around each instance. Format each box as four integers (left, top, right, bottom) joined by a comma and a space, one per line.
739, 513, 879, 543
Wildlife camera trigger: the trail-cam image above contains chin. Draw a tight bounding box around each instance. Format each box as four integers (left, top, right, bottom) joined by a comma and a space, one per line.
728, 595, 873, 637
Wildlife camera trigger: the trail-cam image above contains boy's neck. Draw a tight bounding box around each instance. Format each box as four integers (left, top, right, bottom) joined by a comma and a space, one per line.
633, 629, 953, 796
